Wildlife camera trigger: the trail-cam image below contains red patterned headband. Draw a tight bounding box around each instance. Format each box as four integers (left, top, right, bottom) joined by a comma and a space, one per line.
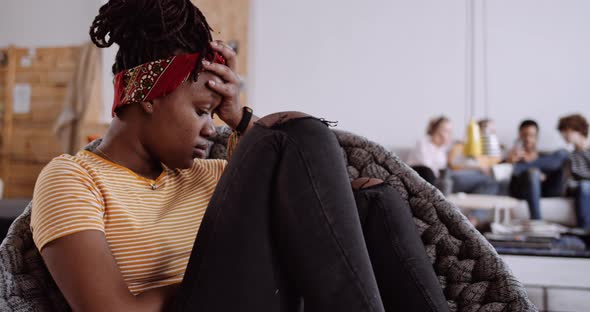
112, 52, 226, 117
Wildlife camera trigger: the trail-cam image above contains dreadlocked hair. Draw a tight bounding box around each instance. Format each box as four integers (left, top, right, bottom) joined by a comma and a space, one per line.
89, 0, 213, 81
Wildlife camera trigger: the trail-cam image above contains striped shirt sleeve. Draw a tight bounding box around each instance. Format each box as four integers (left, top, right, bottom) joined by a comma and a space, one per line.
571, 149, 590, 180
31, 156, 105, 252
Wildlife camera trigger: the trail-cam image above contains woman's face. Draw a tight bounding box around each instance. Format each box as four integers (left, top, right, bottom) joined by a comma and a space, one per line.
519, 126, 538, 151
560, 129, 583, 144
143, 72, 223, 169
434, 121, 453, 146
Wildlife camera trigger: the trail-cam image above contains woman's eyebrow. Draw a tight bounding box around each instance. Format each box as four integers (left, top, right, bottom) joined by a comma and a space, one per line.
196, 102, 213, 110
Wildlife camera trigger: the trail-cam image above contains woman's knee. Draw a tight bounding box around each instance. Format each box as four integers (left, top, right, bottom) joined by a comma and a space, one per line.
355, 181, 409, 216
256, 111, 313, 128
351, 178, 384, 190
256, 111, 337, 145
351, 179, 407, 208
526, 168, 542, 180
580, 180, 590, 192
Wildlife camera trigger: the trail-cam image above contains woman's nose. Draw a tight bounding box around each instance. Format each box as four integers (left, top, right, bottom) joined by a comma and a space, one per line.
202, 121, 217, 138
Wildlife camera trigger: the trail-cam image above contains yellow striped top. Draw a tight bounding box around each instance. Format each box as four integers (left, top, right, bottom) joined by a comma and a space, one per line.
31, 150, 227, 294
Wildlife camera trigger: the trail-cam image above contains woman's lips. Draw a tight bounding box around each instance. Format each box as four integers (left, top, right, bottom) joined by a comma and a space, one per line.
193, 144, 208, 158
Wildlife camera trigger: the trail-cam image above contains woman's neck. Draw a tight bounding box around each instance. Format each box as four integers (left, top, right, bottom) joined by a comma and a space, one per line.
430, 137, 443, 147
97, 120, 163, 180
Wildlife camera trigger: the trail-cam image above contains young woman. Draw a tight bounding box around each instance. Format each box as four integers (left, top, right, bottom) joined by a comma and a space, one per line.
558, 114, 590, 228
30, 1, 448, 311
406, 116, 453, 186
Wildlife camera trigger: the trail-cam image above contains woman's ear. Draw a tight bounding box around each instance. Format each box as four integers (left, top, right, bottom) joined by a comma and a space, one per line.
140, 101, 154, 114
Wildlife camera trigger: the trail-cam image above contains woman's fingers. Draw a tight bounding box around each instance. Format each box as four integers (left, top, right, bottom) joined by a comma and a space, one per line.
202, 60, 239, 84
207, 80, 237, 98
210, 40, 237, 70
204, 40, 241, 124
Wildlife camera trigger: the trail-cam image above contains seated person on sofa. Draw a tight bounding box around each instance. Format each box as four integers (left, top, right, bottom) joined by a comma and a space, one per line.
407, 116, 498, 195
479, 118, 503, 160
447, 140, 499, 195
28, 1, 449, 311
506, 119, 568, 220
558, 114, 590, 229
444, 118, 505, 195
407, 116, 452, 186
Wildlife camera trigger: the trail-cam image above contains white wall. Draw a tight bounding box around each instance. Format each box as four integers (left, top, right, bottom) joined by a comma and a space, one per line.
0, 0, 102, 47
249, 0, 590, 150
485, 0, 590, 150
1, 0, 588, 150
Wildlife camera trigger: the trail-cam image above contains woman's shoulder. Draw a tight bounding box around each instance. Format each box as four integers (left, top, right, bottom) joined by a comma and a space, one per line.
34, 151, 105, 198
40, 151, 98, 177
177, 158, 227, 183
193, 158, 227, 168
33, 152, 104, 216
32, 152, 106, 252
190, 158, 228, 180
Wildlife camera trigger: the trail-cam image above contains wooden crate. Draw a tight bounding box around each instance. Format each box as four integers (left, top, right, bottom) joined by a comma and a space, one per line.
4, 160, 46, 199
10, 126, 65, 163
0, 46, 81, 198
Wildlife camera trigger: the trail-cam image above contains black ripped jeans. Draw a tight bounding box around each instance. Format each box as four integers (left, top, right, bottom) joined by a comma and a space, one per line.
171, 116, 448, 312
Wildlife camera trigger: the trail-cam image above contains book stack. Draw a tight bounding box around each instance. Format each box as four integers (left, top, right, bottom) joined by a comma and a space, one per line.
485, 220, 589, 257
485, 232, 556, 250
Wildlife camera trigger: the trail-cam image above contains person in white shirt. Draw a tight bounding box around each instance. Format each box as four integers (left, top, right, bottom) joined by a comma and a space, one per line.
407, 116, 452, 185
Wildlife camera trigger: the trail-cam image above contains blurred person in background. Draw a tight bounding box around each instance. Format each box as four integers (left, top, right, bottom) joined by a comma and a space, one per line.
408, 116, 498, 195
478, 118, 503, 160
558, 114, 590, 229
407, 116, 452, 188
507, 119, 568, 220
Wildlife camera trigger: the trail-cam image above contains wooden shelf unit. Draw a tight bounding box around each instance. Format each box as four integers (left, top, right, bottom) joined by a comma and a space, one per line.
0, 46, 81, 198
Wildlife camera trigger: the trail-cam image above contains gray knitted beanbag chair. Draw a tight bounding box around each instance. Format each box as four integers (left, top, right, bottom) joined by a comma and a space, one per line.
0, 128, 536, 311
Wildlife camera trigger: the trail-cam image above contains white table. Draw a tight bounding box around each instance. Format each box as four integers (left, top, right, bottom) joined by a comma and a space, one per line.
447, 193, 526, 224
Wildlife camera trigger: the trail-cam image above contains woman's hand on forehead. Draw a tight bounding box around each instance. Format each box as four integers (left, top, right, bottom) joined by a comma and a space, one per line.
202, 41, 243, 130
